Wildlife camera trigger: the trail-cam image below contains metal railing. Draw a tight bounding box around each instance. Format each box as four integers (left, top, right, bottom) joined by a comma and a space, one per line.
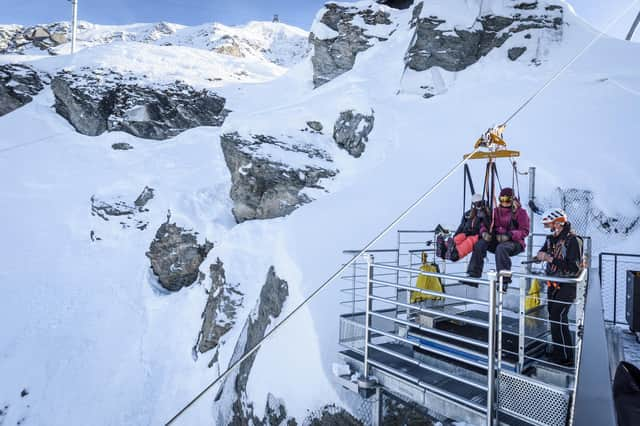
338, 236, 590, 426
598, 252, 640, 325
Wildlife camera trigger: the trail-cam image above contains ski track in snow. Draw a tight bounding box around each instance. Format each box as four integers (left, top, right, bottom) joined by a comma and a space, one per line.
1, 2, 640, 425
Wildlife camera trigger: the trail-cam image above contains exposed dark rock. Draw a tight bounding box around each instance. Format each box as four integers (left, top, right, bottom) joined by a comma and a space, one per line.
195, 259, 243, 354
310, 3, 394, 87
0, 64, 48, 116
146, 222, 213, 292
264, 394, 297, 426
377, 0, 414, 10
333, 110, 375, 158
213, 267, 289, 425
382, 394, 434, 425
111, 142, 133, 150
20, 389, 28, 398
515, 2, 538, 10
305, 404, 362, 426
91, 195, 136, 220
51, 68, 228, 139
0, 23, 69, 54
134, 186, 155, 209
508, 46, 527, 61
406, 1, 563, 81
306, 120, 324, 132
220, 132, 337, 223
90, 189, 153, 232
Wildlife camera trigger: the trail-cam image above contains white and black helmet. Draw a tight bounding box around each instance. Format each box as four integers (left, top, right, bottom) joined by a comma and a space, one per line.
541, 208, 567, 225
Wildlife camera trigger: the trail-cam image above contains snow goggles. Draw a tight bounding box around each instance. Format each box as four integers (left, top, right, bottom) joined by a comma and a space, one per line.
472, 200, 485, 209
499, 196, 513, 203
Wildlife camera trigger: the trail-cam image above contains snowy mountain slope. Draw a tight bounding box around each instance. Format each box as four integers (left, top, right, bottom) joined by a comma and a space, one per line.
1, 1, 640, 425
0, 19, 310, 68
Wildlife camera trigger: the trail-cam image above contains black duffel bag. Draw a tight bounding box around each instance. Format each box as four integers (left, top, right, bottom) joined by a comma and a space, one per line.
613, 361, 640, 426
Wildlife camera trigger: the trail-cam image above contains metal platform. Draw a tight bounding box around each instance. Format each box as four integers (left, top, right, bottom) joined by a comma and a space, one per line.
334, 231, 591, 426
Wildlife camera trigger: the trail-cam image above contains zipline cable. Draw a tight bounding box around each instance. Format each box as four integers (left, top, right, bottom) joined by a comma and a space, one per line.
501, 0, 640, 127
167, 1, 640, 423
165, 147, 482, 425
0, 132, 66, 154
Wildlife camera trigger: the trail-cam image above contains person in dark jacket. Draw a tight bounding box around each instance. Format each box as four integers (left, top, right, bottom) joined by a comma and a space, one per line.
437, 194, 491, 261
466, 187, 530, 286
537, 207, 583, 367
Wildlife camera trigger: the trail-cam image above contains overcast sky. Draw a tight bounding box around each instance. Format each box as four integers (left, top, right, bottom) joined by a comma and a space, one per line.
2, 0, 639, 40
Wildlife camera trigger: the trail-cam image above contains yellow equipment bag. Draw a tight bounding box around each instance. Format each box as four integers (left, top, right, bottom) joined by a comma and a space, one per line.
411, 252, 444, 303
525, 278, 541, 311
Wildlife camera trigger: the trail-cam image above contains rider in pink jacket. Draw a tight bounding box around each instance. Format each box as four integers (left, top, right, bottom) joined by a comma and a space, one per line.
466, 187, 530, 286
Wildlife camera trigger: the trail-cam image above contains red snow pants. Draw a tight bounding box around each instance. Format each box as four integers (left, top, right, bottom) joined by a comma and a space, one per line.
454, 233, 479, 259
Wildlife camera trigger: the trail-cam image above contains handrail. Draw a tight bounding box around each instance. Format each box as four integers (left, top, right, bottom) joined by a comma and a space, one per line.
342, 249, 399, 254
370, 278, 490, 306
506, 268, 587, 284
346, 239, 590, 426
369, 294, 490, 328
372, 263, 489, 286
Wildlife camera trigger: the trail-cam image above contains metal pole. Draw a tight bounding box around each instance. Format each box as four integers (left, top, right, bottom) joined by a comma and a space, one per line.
71, 0, 78, 54
486, 271, 498, 426
626, 9, 640, 41
372, 387, 382, 426
352, 260, 357, 315
495, 274, 507, 425
614, 255, 618, 324
517, 274, 526, 373
520, 166, 535, 373
526, 167, 536, 273
395, 232, 401, 326
363, 254, 374, 380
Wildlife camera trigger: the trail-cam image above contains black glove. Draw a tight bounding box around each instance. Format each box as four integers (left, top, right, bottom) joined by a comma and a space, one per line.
496, 234, 511, 243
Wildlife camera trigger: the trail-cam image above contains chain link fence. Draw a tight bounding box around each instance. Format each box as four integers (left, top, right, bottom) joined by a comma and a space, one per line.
537, 188, 640, 256
599, 253, 640, 325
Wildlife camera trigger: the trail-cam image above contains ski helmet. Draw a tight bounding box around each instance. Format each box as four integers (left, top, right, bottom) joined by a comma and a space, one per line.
541, 208, 567, 225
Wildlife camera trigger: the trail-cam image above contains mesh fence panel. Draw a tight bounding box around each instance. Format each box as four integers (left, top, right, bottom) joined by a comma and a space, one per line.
599, 254, 640, 324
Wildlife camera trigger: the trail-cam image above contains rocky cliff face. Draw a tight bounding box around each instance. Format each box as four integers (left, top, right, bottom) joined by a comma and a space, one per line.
221, 132, 337, 223
146, 222, 213, 292
406, 1, 563, 97
0, 23, 69, 54
0, 64, 48, 116
51, 68, 228, 139
195, 259, 243, 358
213, 266, 290, 425
310, 3, 397, 88
333, 110, 375, 158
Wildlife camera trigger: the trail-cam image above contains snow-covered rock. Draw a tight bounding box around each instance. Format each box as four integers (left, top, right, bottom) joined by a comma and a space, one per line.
0, 20, 310, 67
0, 23, 69, 54
310, 2, 398, 87
221, 132, 338, 223
333, 109, 375, 158
406, 0, 563, 97
213, 266, 289, 425
0, 64, 48, 116
51, 68, 228, 139
195, 259, 243, 356
2, 0, 640, 425
146, 222, 213, 292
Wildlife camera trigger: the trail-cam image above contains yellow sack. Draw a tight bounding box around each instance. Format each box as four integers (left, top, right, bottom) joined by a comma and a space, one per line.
525, 278, 541, 311
411, 263, 444, 303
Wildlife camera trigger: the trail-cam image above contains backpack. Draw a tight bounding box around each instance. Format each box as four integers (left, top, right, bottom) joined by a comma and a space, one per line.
411, 253, 444, 303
